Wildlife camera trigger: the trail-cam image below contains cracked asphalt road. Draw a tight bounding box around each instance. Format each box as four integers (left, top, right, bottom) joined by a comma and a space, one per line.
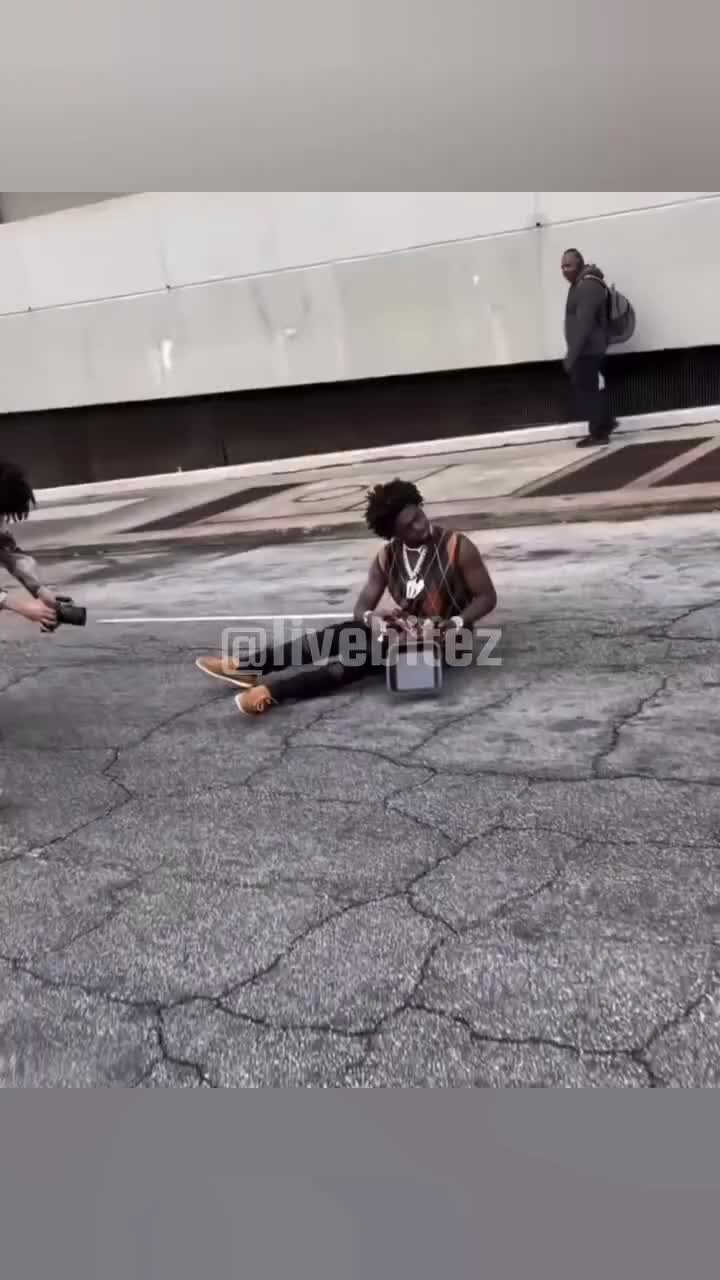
2, 512, 720, 1087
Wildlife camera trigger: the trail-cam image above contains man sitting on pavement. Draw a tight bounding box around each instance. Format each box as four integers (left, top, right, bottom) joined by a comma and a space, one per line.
196, 478, 498, 716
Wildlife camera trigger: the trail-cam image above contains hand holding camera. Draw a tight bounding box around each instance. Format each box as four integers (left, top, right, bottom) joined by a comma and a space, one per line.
39, 595, 87, 633
0, 461, 88, 635
2, 589, 86, 631
7, 595, 59, 627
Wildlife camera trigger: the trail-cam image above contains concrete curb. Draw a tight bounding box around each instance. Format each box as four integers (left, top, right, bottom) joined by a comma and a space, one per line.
34, 404, 720, 502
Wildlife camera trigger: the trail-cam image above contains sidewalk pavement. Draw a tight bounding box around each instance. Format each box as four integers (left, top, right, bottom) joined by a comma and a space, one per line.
16, 407, 720, 558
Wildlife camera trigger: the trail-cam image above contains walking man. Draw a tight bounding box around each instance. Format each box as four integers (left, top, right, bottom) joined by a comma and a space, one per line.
196, 478, 497, 716
562, 249, 617, 448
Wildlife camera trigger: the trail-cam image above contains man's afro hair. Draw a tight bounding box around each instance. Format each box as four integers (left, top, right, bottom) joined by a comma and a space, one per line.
364, 478, 423, 540
0, 460, 35, 523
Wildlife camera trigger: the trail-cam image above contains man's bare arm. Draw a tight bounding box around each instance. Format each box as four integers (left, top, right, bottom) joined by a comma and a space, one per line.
455, 537, 497, 626
353, 555, 389, 624
0, 530, 55, 604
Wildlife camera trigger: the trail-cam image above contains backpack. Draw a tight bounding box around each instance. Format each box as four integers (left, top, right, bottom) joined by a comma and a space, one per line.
605, 282, 636, 345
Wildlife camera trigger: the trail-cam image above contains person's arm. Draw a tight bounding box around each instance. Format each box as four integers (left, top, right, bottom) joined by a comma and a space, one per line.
353, 552, 391, 627
564, 279, 605, 370
0, 530, 56, 605
353, 551, 413, 634
0, 588, 57, 626
442, 537, 497, 630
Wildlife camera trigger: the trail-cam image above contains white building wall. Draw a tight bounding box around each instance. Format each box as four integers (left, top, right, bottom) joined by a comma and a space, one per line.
0, 192, 717, 414
0, 193, 124, 222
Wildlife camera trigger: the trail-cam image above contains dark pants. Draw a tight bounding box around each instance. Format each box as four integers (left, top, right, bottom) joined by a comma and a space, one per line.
256, 620, 387, 703
253, 620, 446, 704
571, 354, 613, 437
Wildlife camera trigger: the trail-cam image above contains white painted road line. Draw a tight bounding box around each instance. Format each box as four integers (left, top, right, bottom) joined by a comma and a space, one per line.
97, 613, 353, 624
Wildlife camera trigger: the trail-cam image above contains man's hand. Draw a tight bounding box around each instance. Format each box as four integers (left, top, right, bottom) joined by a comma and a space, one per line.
435, 617, 462, 636
7, 595, 58, 627
362, 608, 412, 633
385, 609, 420, 635
390, 614, 452, 640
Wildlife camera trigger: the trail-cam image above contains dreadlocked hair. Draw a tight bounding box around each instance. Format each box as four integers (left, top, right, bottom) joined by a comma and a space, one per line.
364, 478, 423, 540
0, 460, 36, 523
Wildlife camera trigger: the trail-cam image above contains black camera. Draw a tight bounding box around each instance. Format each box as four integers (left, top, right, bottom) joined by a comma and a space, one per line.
42, 595, 87, 632
55, 596, 87, 626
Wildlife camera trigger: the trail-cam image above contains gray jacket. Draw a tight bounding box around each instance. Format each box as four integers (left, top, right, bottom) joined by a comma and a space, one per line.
564, 264, 609, 368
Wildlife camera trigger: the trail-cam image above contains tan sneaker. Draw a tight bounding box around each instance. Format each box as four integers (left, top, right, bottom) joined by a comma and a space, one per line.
195, 656, 259, 689
235, 685, 275, 716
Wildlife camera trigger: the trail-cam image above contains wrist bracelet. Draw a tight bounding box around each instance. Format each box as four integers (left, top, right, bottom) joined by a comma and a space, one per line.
363, 610, 387, 630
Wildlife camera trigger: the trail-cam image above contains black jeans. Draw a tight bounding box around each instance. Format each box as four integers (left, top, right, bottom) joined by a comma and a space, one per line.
255, 620, 387, 702
253, 620, 448, 704
571, 354, 613, 436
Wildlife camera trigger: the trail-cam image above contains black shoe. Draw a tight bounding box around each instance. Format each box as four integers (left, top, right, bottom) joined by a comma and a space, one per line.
576, 434, 609, 448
